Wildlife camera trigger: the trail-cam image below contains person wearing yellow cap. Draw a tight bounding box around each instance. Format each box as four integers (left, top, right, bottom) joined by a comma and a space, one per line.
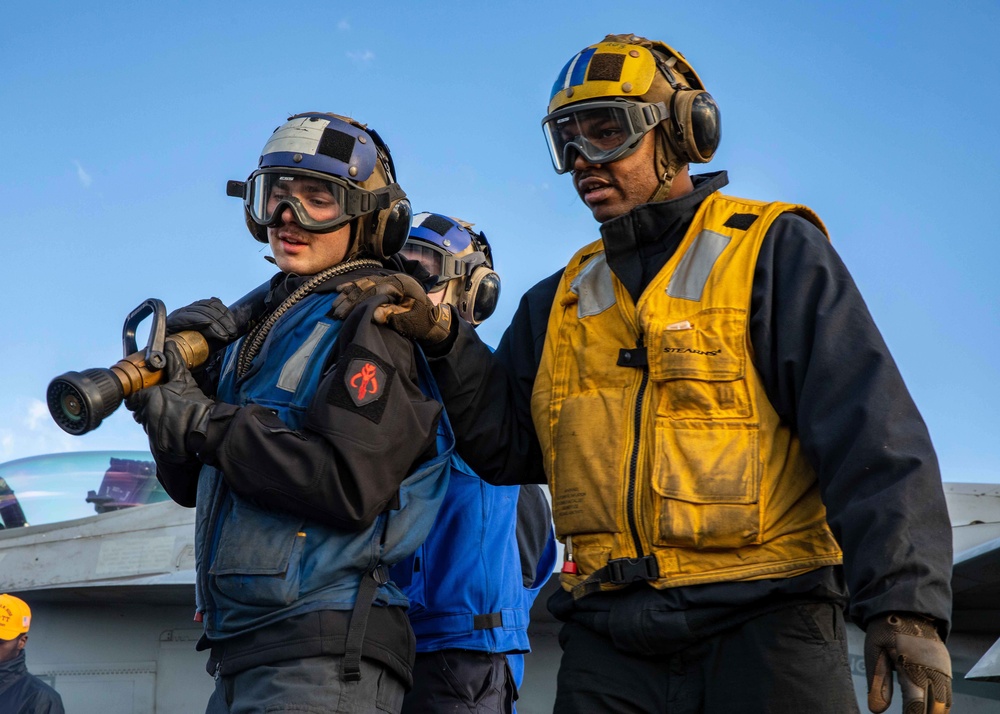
0, 594, 64, 714
333, 34, 953, 714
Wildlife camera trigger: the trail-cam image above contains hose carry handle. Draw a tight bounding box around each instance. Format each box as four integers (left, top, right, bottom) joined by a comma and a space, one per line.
122, 298, 168, 370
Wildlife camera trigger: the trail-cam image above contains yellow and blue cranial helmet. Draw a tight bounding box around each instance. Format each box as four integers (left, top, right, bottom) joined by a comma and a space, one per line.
543, 35, 720, 177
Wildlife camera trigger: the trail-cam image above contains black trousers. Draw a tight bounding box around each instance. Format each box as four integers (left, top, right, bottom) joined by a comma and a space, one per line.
554, 602, 860, 714
402, 650, 515, 714
206, 655, 404, 714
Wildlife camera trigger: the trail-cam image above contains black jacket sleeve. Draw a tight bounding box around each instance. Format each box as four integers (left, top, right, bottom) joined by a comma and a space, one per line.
425, 270, 563, 485
198, 300, 442, 530
517, 483, 554, 587
152, 459, 201, 508
750, 213, 952, 632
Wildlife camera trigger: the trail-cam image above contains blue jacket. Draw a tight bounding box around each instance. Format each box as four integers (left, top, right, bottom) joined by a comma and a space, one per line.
194, 290, 453, 639
391, 451, 556, 674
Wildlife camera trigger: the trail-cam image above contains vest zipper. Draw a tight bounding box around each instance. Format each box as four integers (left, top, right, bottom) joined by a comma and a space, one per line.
626, 336, 648, 559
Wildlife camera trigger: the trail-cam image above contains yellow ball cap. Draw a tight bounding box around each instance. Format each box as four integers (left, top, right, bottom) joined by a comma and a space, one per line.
0, 594, 31, 640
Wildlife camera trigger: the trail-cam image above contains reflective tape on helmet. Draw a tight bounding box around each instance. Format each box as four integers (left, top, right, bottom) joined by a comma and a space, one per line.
261, 117, 331, 157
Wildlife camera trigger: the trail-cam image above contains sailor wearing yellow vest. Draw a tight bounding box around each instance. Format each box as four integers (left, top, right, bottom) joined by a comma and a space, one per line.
332, 34, 953, 714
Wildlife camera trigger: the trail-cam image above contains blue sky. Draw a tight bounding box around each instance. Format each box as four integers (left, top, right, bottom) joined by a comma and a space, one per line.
2, 1, 998, 484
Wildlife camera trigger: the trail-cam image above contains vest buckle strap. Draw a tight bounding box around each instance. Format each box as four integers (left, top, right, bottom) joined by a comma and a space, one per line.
606, 555, 659, 585
372, 563, 390, 586
473, 612, 504, 630
342, 563, 388, 682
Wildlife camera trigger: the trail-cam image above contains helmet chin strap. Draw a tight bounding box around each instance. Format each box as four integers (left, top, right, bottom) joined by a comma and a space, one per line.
344, 219, 366, 260
647, 127, 686, 204
439, 278, 463, 311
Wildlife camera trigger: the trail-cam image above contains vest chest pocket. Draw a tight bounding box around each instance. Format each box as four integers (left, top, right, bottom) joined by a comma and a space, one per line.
650, 423, 763, 549
209, 496, 306, 607
647, 308, 751, 420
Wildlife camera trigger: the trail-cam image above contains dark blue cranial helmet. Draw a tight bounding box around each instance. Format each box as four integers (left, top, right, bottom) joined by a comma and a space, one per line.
402, 212, 500, 325
228, 112, 412, 259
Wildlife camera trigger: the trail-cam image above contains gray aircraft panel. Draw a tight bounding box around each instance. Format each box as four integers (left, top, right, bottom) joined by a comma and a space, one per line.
0, 500, 195, 594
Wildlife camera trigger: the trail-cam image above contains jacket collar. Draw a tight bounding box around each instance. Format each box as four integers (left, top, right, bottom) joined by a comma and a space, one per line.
599, 171, 729, 303
0, 650, 27, 692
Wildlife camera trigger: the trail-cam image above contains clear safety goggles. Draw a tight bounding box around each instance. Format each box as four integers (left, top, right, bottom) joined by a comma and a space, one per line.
400, 240, 488, 292
541, 99, 668, 174
242, 168, 394, 233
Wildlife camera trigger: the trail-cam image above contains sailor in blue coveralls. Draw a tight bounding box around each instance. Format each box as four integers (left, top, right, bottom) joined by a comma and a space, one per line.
393, 213, 556, 713
126, 112, 454, 714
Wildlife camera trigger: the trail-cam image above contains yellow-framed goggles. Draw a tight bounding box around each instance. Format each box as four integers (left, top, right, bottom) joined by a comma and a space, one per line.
542, 98, 668, 174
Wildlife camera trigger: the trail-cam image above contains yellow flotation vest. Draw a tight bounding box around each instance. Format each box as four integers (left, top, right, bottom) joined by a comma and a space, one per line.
531, 193, 843, 597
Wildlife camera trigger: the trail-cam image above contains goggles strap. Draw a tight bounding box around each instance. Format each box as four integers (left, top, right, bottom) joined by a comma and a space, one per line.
345, 183, 406, 216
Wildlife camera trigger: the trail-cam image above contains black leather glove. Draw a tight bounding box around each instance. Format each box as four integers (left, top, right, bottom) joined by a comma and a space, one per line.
332, 274, 453, 345
125, 341, 215, 464
166, 297, 239, 351
865, 612, 952, 714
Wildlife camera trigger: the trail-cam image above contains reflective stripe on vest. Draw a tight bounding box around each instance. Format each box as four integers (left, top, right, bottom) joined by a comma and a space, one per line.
277, 321, 331, 392
666, 229, 732, 301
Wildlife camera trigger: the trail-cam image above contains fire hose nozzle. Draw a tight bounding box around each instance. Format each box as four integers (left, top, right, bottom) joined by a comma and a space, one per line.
47, 282, 269, 436
47, 329, 209, 436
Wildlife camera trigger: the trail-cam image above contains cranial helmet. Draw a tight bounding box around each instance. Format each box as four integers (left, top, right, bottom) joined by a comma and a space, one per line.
227, 112, 412, 260
542, 34, 721, 202
402, 212, 501, 326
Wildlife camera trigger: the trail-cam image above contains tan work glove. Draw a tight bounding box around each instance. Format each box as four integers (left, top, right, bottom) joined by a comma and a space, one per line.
332, 274, 453, 345
864, 613, 952, 714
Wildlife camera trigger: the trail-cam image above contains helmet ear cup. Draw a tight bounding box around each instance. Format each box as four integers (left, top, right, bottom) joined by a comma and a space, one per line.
370, 196, 412, 259
361, 126, 410, 260
245, 207, 268, 243
459, 265, 501, 326
667, 89, 721, 164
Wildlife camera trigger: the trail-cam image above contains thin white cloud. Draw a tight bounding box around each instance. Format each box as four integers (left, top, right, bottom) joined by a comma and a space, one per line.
26, 399, 48, 430
0, 398, 85, 464
74, 160, 92, 188
338, 19, 350, 31
347, 50, 375, 64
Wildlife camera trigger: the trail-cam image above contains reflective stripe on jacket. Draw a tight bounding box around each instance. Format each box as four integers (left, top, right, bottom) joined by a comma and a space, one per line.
532, 192, 843, 595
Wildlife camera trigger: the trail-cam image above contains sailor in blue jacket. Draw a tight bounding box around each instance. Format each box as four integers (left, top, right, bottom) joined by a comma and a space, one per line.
392, 213, 557, 713
126, 113, 453, 714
